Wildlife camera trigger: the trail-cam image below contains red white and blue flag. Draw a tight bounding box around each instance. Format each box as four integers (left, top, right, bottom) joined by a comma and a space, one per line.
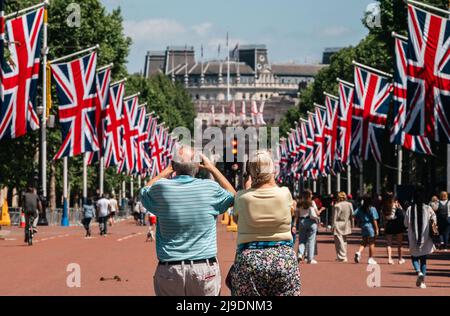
392, 36, 432, 155
104, 82, 125, 168
52, 52, 99, 159
148, 125, 166, 178
0, 8, 43, 140
337, 82, 354, 166
313, 107, 326, 175
403, 5, 450, 142
302, 113, 315, 175
133, 105, 151, 175
87, 67, 112, 165
118, 95, 139, 174
352, 65, 393, 163
323, 95, 339, 172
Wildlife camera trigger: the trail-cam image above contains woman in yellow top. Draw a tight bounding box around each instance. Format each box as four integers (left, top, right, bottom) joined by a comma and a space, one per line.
229, 150, 301, 296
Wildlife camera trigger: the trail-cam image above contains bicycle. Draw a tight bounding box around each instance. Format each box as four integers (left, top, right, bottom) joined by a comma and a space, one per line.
24, 214, 35, 246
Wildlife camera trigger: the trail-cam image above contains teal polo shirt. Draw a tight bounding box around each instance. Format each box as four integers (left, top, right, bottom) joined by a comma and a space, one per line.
140, 176, 234, 262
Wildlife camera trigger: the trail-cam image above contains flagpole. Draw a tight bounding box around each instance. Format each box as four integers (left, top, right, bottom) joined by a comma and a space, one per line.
352, 61, 393, 78
227, 33, 231, 102
99, 157, 104, 196
347, 165, 351, 195
61, 157, 69, 227
38, 0, 50, 225
130, 176, 134, 199
82, 153, 88, 203
49, 44, 99, 64
327, 175, 332, 195
397, 145, 403, 187
5, 0, 48, 19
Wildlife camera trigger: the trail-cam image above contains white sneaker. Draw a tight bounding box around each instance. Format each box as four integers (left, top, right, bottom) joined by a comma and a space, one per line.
308, 259, 318, 264
354, 252, 361, 263
368, 258, 378, 265
388, 259, 394, 265
398, 259, 406, 265
419, 283, 427, 289
416, 273, 425, 287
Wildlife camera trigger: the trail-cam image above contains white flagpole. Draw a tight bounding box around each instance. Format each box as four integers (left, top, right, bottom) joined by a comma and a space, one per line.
5, 0, 48, 19
397, 145, 403, 187
327, 175, 332, 195
313, 179, 317, 193
122, 180, 126, 200
49, 44, 99, 64
138, 175, 142, 190
130, 177, 134, 199
41, 1, 49, 201
99, 157, 104, 196
347, 165, 352, 195
83, 153, 88, 202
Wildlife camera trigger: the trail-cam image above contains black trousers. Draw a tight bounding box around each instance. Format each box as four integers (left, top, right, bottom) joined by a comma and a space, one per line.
98, 216, 108, 235
82, 218, 92, 234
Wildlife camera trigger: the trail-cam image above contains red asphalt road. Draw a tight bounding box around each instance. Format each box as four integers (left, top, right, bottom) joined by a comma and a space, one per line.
0, 218, 449, 296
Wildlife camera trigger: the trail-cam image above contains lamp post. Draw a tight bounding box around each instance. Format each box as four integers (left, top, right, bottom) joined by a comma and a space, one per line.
36, 105, 48, 226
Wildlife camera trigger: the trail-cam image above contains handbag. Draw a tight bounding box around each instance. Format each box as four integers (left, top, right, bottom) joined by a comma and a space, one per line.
429, 217, 440, 239
225, 264, 235, 291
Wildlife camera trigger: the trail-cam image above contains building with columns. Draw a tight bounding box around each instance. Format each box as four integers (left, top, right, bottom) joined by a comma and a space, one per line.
144, 44, 326, 126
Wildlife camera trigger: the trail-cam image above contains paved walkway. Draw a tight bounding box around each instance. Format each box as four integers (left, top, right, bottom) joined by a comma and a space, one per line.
0, 219, 449, 296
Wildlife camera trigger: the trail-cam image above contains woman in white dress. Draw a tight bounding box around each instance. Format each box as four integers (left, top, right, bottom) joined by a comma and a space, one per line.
404, 187, 437, 289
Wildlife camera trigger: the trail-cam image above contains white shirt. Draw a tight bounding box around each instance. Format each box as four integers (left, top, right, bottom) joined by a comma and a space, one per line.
97, 198, 110, 217
109, 198, 118, 213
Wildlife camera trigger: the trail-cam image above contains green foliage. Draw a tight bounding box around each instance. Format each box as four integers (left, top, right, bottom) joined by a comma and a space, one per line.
0, 0, 196, 205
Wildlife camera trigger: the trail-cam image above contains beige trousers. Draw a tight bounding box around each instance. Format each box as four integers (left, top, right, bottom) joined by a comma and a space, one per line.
334, 234, 348, 260
154, 261, 221, 296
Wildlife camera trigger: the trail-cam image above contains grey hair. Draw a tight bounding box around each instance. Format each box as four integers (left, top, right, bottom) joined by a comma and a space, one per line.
172, 144, 200, 177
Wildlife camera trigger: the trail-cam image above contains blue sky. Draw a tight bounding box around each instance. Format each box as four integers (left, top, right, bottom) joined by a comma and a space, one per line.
101, 0, 375, 73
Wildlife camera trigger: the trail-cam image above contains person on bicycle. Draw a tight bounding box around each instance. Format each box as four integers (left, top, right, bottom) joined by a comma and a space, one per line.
22, 186, 42, 243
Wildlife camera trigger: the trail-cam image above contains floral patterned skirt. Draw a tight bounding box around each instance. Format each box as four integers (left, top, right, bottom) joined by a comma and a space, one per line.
230, 245, 301, 296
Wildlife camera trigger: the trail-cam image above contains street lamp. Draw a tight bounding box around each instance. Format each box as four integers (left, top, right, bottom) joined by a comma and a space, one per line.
36, 105, 49, 226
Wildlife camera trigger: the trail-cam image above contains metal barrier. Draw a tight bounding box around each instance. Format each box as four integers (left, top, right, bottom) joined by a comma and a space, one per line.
6, 207, 132, 227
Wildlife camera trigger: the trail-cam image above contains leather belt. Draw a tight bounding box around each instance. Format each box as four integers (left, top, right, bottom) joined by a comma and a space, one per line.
159, 257, 217, 266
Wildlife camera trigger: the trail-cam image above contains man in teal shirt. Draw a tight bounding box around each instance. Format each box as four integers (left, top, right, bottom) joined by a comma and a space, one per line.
141, 146, 236, 296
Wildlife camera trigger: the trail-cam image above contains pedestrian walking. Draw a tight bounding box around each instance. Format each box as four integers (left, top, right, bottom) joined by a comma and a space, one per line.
140, 146, 235, 296
96, 195, 110, 236
109, 194, 119, 226
332, 192, 353, 263
296, 189, 324, 264
146, 211, 157, 242
382, 192, 406, 265
229, 150, 300, 296
404, 187, 437, 289
354, 194, 379, 265
435, 191, 450, 251
82, 198, 95, 238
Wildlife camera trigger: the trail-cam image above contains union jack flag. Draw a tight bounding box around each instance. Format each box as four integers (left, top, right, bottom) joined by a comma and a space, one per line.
104, 82, 125, 168
404, 5, 450, 142
337, 82, 354, 165
392, 36, 433, 155
302, 113, 315, 174
132, 105, 152, 175
143, 113, 158, 175
323, 95, 339, 172
0, 8, 43, 140
52, 52, 99, 159
352, 65, 393, 163
313, 107, 326, 175
87, 67, 111, 165
148, 125, 166, 178
118, 95, 139, 174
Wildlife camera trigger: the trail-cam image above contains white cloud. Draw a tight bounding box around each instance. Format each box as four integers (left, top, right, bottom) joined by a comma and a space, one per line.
192, 23, 213, 37
123, 19, 187, 41
319, 26, 351, 38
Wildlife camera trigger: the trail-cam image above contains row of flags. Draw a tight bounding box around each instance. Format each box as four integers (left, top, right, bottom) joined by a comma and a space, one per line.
278, 3, 443, 182
208, 100, 266, 126
0, 3, 175, 178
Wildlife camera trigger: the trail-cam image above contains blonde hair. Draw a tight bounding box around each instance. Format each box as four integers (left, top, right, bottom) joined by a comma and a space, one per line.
248, 150, 275, 188
337, 192, 347, 202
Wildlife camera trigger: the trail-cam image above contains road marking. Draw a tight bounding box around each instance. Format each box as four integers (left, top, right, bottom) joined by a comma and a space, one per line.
117, 232, 144, 242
